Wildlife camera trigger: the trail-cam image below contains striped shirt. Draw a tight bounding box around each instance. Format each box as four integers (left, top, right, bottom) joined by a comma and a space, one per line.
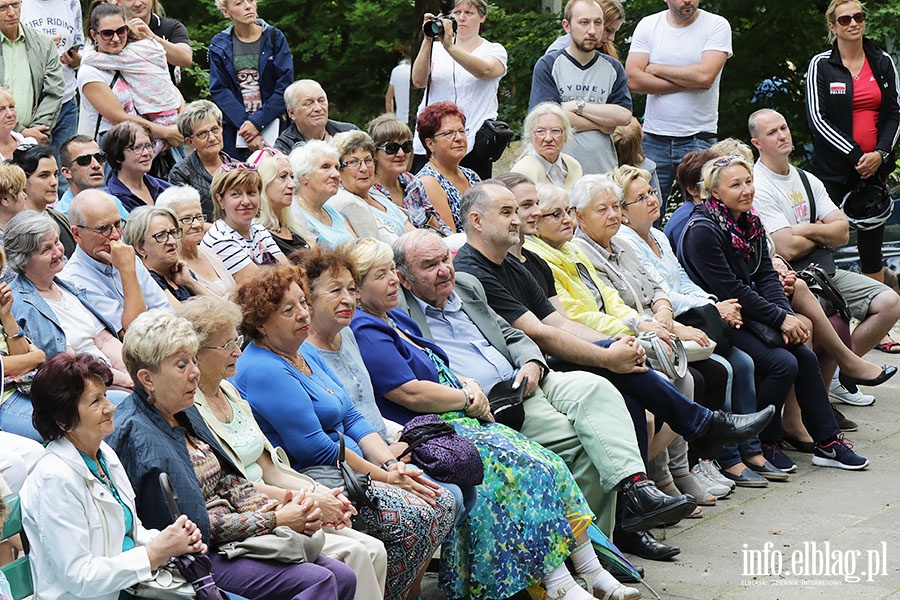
201, 220, 283, 274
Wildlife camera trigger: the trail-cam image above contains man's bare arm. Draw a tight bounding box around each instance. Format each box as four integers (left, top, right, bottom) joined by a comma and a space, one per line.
644, 50, 729, 90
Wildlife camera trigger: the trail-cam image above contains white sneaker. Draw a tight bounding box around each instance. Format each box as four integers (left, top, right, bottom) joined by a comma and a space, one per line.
690, 460, 733, 499
829, 379, 876, 407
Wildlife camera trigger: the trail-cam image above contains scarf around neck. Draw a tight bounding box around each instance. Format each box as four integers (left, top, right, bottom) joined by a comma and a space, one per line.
702, 198, 765, 261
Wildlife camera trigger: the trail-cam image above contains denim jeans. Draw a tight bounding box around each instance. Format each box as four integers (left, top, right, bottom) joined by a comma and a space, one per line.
713, 347, 764, 468
0, 390, 42, 442
52, 97, 79, 198
643, 132, 716, 218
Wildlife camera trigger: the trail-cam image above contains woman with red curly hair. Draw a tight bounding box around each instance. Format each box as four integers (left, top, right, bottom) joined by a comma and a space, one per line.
232, 265, 455, 600
414, 101, 481, 233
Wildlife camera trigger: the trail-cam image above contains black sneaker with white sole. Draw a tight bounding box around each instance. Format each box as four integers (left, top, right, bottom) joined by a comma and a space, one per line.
812, 435, 869, 470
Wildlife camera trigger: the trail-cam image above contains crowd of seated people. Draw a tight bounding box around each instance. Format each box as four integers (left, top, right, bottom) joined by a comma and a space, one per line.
2, 0, 899, 597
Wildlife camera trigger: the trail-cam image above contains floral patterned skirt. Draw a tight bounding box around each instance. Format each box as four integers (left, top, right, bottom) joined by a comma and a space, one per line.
438, 413, 593, 600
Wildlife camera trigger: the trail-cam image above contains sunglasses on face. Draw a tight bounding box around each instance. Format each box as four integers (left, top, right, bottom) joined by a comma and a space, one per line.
97, 25, 129, 41
834, 11, 864, 26
73, 152, 107, 166
377, 140, 413, 155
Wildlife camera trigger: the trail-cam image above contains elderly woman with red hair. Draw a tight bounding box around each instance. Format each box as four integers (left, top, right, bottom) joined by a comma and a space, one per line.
414, 101, 481, 233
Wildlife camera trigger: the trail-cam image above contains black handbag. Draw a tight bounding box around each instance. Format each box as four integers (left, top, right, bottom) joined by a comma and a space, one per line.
486, 377, 526, 431
796, 264, 852, 321
301, 432, 377, 509
475, 119, 515, 163
743, 318, 798, 348
675, 303, 732, 356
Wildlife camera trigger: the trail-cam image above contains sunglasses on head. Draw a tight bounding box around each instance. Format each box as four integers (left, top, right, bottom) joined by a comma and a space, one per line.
834, 11, 864, 26
73, 152, 107, 166
377, 140, 413, 155
221, 162, 258, 172
97, 25, 129, 41
249, 147, 281, 165
713, 155, 745, 168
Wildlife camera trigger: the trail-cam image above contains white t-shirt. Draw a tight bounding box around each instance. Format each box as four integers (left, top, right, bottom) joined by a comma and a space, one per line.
20, 0, 83, 102
752, 161, 839, 233
76, 55, 136, 138
413, 39, 508, 156
201, 220, 283, 274
629, 10, 732, 136
389, 60, 411, 123
44, 286, 109, 363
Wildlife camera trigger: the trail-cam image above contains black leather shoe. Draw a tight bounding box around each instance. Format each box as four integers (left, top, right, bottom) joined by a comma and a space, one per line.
614, 529, 681, 561
692, 405, 776, 458
598, 554, 645, 583
621, 480, 697, 532
782, 435, 815, 454
839, 364, 897, 388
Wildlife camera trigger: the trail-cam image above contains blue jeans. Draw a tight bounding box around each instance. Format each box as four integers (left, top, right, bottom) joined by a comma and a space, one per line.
0, 390, 42, 442
713, 347, 763, 468
52, 97, 79, 198
643, 132, 716, 218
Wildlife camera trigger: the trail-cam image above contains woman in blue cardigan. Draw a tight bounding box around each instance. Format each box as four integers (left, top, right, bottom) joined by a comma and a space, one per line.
678, 155, 868, 473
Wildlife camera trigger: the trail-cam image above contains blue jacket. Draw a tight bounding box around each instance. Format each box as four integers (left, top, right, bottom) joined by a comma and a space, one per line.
10, 274, 118, 358
105, 390, 236, 545
207, 20, 294, 158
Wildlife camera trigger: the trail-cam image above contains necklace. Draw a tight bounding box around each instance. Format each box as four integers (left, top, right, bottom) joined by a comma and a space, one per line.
206, 388, 233, 424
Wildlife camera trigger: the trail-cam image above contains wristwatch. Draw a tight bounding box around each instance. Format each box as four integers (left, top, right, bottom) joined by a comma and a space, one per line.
575, 98, 586, 116
878, 149, 891, 164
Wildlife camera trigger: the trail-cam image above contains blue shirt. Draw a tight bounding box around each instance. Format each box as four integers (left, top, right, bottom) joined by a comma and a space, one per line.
413, 292, 515, 393
60, 246, 171, 332
54, 186, 127, 219
106, 172, 171, 214
232, 341, 377, 468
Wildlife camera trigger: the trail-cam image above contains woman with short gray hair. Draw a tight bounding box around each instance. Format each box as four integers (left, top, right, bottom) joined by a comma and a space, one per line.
6, 210, 133, 398
170, 100, 233, 220
290, 140, 358, 248
157, 185, 237, 298
511, 102, 582, 191
122, 205, 215, 305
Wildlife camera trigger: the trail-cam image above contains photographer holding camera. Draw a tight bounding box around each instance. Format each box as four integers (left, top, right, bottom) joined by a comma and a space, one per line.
411, 0, 507, 180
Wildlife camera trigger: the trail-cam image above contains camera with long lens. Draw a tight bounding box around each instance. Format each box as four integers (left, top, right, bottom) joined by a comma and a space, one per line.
423, 0, 458, 39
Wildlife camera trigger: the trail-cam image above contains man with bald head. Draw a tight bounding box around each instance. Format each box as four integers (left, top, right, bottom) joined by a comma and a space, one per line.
61, 189, 169, 336
273, 79, 358, 153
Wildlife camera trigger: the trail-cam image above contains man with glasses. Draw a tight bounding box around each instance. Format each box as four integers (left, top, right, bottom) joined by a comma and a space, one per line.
55, 134, 128, 218
625, 0, 732, 216
61, 189, 170, 337
0, 0, 63, 145
529, 0, 632, 175
274, 79, 358, 154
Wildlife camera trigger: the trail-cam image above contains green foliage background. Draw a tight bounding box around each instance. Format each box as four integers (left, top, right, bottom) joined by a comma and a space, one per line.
151, 0, 900, 150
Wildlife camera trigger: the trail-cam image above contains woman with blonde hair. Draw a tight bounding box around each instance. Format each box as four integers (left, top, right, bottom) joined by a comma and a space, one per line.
0, 88, 36, 160
250, 147, 314, 256
613, 117, 660, 197
0, 163, 27, 245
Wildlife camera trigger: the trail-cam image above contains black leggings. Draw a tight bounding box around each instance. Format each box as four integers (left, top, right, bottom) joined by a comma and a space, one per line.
822, 177, 886, 275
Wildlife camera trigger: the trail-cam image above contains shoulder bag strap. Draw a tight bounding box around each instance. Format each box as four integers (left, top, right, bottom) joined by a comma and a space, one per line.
796, 169, 817, 223
94, 70, 122, 141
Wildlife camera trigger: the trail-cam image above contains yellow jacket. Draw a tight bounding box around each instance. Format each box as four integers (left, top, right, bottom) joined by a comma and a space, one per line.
524, 236, 643, 336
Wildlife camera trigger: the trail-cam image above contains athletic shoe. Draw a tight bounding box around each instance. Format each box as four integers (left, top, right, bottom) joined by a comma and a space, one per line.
829, 379, 876, 407
761, 443, 798, 473
831, 406, 858, 432
690, 460, 734, 498
812, 435, 869, 470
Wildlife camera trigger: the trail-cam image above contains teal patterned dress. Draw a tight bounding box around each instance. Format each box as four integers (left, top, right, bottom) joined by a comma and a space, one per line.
351, 309, 594, 600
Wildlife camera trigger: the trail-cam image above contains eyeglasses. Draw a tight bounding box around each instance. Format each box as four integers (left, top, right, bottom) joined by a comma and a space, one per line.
73, 152, 107, 167
76, 219, 126, 238
0, 1, 22, 13
624, 188, 659, 207
189, 125, 222, 142
834, 11, 864, 26
249, 146, 281, 165
203, 335, 244, 354
534, 128, 565, 139
377, 140, 413, 155
178, 214, 207, 226
712, 155, 745, 168
221, 161, 258, 172
148, 227, 183, 244
540, 207, 576, 221
432, 128, 468, 140
126, 143, 154, 155
340, 158, 374, 171
97, 25, 129, 41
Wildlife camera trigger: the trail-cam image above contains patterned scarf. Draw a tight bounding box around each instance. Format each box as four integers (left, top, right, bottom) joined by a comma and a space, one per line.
703, 198, 765, 261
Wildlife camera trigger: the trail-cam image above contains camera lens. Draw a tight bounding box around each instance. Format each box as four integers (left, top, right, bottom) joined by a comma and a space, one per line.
423, 17, 444, 38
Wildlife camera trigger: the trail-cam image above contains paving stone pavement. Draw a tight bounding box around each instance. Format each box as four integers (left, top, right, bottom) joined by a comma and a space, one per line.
422, 347, 900, 600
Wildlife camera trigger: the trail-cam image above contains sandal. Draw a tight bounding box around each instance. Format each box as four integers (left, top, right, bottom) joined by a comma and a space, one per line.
876, 337, 900, 353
